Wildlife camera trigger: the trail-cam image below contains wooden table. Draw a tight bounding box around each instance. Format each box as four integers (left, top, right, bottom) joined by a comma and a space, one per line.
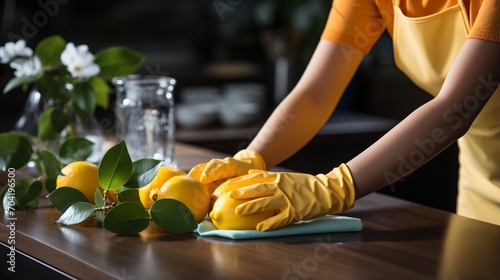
1, 143, 500, 279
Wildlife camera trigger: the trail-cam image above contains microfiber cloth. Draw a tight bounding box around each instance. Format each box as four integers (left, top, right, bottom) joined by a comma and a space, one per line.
195, 215, 363, 240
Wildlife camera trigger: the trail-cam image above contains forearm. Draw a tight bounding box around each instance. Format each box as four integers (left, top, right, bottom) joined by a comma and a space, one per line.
248, 40, 364, 168
347, 99, 467, 198
348, 39, 499, 199
247, 91, 334, 168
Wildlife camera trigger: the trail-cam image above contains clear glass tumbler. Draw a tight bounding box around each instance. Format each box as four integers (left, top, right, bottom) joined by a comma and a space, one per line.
113, 75, 176, 166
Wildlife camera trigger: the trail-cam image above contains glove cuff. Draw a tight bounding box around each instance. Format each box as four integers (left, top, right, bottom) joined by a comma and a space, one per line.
233, 149, 267, 171
325, 163, 356, 211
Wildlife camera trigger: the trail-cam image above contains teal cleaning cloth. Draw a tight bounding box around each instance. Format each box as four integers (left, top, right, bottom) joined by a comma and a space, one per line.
195, 215, 363, 240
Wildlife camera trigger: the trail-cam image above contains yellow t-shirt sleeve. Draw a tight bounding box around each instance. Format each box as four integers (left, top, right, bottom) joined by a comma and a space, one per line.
320, 0, 386, 54
468, 0, 500, 43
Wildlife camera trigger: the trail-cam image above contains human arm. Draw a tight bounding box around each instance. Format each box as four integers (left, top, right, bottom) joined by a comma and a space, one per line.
348, 38, 500, 198
226, 38, 499, 231
205, 1, 499, 231
189, 40, 364, 185
247, 40, 364, 167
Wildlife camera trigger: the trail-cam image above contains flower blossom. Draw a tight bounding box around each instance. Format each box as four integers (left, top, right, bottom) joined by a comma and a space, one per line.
10, 56, 43, 77
0, 40, 34, 64
61, 42, 100, 78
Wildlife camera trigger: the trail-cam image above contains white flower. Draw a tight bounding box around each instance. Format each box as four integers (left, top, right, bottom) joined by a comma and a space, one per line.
0, 40, 34, 64
10, 56, 42, 77
61, 42, 100, 78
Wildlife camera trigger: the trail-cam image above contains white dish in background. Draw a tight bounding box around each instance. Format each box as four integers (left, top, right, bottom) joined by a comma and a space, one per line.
175, 102, 219, 129
223, 83, 267, 105
179, 86, 221, 103
219, 102, 262, 127
176, 83, 267, 129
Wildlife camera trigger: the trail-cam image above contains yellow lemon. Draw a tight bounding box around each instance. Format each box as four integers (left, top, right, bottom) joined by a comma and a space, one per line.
209, 191, 275, 230
157, 175, 210, 223
188, 162, 226, 196
56, 161, 102, 204
204, 179, 227, 197
107, 189, 120, 204
139, 166, 187, 208
209, 180, 239, 212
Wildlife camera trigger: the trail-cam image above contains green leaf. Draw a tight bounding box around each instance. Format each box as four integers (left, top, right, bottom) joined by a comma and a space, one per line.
37, 150, 62, 179
94, 188, 105, 208
22, 179, 44, 205
118, 187, 141, 204
56, 201, 96, 225
2, 177, 43, 210
0, 132, 33, 170
96, 210, 105, 226
73, 80, 96, 116
0, 186, 8, 206
47, 187, 90, 213
35, 35, 66, 67
44, 178, 57, 193
38, 107, 70, 140
3, 76, 39, 94
59, 137, 94, 164
94, 47, 144, 78
124, 159, 162, 188
36, 76, 64, 103
103, 202, 150, 235
24, 197, 39, 210
150, 199, 197, 233
3, 193, 39, 211
2, 182, 14, 211
90, 77, 111, 109
98, 140, 133, 191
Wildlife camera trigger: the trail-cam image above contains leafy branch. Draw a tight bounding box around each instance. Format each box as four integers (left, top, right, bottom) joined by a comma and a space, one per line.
1, 133, 92, 210
46, 141, 198, 235
1, 137, 198, 235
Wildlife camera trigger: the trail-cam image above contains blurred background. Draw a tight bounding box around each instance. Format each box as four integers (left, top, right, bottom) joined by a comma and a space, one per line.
0, 0, 458, 212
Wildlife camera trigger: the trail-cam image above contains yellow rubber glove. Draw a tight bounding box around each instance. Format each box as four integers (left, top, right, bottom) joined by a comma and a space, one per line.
228, 164, 356, 231
188, 149, 266, 185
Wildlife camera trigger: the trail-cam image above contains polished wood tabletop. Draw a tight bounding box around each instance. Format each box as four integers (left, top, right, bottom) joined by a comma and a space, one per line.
1, 143, 500, 280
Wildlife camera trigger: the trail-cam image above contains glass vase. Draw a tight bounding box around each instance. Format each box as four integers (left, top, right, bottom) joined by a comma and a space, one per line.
14, 88, 105, 163
113, 75, 176, 166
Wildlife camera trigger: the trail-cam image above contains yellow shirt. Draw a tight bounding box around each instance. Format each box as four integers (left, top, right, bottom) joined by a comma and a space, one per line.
321, 0, 500, 225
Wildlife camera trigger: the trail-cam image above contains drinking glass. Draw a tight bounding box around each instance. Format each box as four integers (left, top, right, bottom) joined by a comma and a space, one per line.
113, 75, 176, 166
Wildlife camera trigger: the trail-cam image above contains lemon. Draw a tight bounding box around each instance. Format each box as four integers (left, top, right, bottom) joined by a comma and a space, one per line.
187, 162, 225, 196
157, 175, 210, 222
210, 191, 275, 230
139, 166, 186, 208
56, 161, 102, 204
204, 179, 227, 197
107, 189, 120, 204
209, 180, 238, 212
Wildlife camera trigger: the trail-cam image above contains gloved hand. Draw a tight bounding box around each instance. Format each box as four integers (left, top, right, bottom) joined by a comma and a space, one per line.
188, 149, 266, 186
227, 164, 356, 231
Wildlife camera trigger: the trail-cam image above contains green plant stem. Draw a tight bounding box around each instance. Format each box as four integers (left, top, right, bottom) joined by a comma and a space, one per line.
66, 123, 76, 138
63, 99, 76, 138
99, 203, 115, 215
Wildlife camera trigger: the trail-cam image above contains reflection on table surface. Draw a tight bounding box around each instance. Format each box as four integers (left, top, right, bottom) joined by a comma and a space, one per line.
1, 142, 500, 279
439, 214, 500, 279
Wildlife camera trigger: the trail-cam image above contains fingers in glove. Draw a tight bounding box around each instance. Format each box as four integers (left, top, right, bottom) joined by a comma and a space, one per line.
229, 183, 276, 199
227, 171, 277, 188
248, 169, 268, 175
256, 212, 292, 232
199, 157, 236, 184
234, 195, 286, 215
188, 163, 207, 180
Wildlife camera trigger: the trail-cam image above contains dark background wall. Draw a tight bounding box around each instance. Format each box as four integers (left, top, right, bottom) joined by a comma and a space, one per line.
0, 0, 458, 213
